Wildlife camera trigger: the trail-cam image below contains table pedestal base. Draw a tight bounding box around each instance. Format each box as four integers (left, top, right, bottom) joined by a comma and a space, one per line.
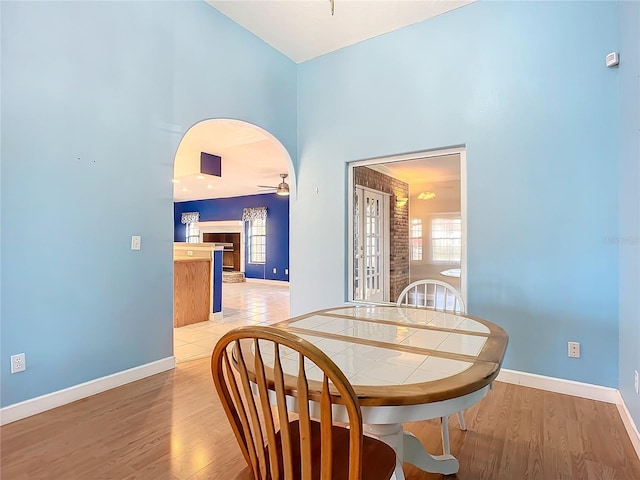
364, 423, 460, 478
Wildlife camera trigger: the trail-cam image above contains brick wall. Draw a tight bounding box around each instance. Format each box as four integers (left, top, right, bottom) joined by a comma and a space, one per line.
354, 166, 410, 301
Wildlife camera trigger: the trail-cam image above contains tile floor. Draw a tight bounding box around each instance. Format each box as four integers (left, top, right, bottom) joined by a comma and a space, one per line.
173, 281, 290, 363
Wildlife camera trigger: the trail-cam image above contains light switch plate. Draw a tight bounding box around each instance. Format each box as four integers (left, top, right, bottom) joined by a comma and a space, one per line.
605, 52, 619, 67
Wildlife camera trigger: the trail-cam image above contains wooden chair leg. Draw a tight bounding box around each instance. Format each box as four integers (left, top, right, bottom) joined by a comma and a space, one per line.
440, 415, 450, 455
457, 411, 467, 431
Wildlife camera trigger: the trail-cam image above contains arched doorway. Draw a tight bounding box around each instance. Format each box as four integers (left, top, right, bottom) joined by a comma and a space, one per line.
171, 119, 293, 362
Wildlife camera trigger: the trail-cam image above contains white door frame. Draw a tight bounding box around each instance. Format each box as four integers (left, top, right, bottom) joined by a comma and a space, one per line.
347, 147, 467, 305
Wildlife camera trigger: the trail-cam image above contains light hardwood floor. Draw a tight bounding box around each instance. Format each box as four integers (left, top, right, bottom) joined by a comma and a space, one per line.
1, 358, 639, 480
2, 282, 639, 479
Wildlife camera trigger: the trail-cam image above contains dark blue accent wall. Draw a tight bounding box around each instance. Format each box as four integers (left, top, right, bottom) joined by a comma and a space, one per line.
175, 193, 289, 281
212, 249, 223, 312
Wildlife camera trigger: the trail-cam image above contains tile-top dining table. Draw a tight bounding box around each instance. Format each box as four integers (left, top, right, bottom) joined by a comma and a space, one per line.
241, 304, 508, 478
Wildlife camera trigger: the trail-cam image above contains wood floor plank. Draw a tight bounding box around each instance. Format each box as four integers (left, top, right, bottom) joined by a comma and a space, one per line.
466, 381, 513, 479
542, 408, 573, 479
1, 361, 639, 480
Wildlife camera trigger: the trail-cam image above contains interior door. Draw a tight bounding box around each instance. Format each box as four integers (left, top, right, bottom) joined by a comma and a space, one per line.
354, 186, 388, 302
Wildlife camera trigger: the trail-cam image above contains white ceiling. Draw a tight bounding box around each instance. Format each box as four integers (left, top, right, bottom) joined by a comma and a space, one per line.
206, 0, 475, 63
368, 154, 460, 200
371, 154, 459, 183
173, 119, 290, 202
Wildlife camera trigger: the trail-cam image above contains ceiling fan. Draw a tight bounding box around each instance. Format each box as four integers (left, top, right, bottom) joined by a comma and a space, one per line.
257, 173, 290, 196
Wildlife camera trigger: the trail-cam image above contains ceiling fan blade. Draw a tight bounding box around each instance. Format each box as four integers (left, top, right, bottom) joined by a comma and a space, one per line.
257, 185, 277, 189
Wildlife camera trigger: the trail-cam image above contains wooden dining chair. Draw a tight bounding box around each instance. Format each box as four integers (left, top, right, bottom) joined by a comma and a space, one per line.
211, 325, 398, 480
396, 279, 467, 455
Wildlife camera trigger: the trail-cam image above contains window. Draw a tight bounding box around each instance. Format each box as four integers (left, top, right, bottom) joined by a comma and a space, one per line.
185, 223, 200, 243
410, 218, 422, 261
431, 217, 461, 263
248, 218, 266, 264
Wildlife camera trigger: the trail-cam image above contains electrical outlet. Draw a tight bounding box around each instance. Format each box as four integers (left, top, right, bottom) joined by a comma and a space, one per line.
568, 342, 580, 358
273, 268, 277, 274
131, 235, 141, 251
285, 268, 289, 275
635, 370, 639, 394
11, 353, 26, 374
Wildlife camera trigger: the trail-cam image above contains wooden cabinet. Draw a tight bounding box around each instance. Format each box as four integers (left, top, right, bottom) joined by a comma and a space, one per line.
174, 258, 211, 327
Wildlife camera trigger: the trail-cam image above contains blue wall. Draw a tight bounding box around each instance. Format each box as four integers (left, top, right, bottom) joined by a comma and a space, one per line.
293, 1, 620, 388
617, 0, 640, 427
174, 193, 290, 281
0, 1, 296, 407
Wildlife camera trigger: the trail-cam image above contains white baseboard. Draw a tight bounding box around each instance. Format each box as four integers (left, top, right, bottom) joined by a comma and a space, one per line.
0, 356, 175, 426
617, 397, 640, 459
209, 312, 224, 321
244, 278, 289, 286
496, 368, 620, 404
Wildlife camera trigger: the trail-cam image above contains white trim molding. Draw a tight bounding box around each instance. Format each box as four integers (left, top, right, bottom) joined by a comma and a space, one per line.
496, 368, 620, 404
0, 357, 175, 426
245, 278, 290, 286
617, 398, 640, 459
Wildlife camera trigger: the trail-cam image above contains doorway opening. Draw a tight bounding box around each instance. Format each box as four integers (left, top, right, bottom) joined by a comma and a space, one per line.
348, 147, 466, 305
171, 118, 293, 362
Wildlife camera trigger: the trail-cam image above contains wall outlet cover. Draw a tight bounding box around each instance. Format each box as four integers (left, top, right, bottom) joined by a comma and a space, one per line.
11, 353, 26, 374
568, 342, 580, 358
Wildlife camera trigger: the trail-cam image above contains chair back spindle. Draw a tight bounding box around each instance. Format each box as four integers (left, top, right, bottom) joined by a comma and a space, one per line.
212, 326, 388, 480
396, 279, 465, 313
